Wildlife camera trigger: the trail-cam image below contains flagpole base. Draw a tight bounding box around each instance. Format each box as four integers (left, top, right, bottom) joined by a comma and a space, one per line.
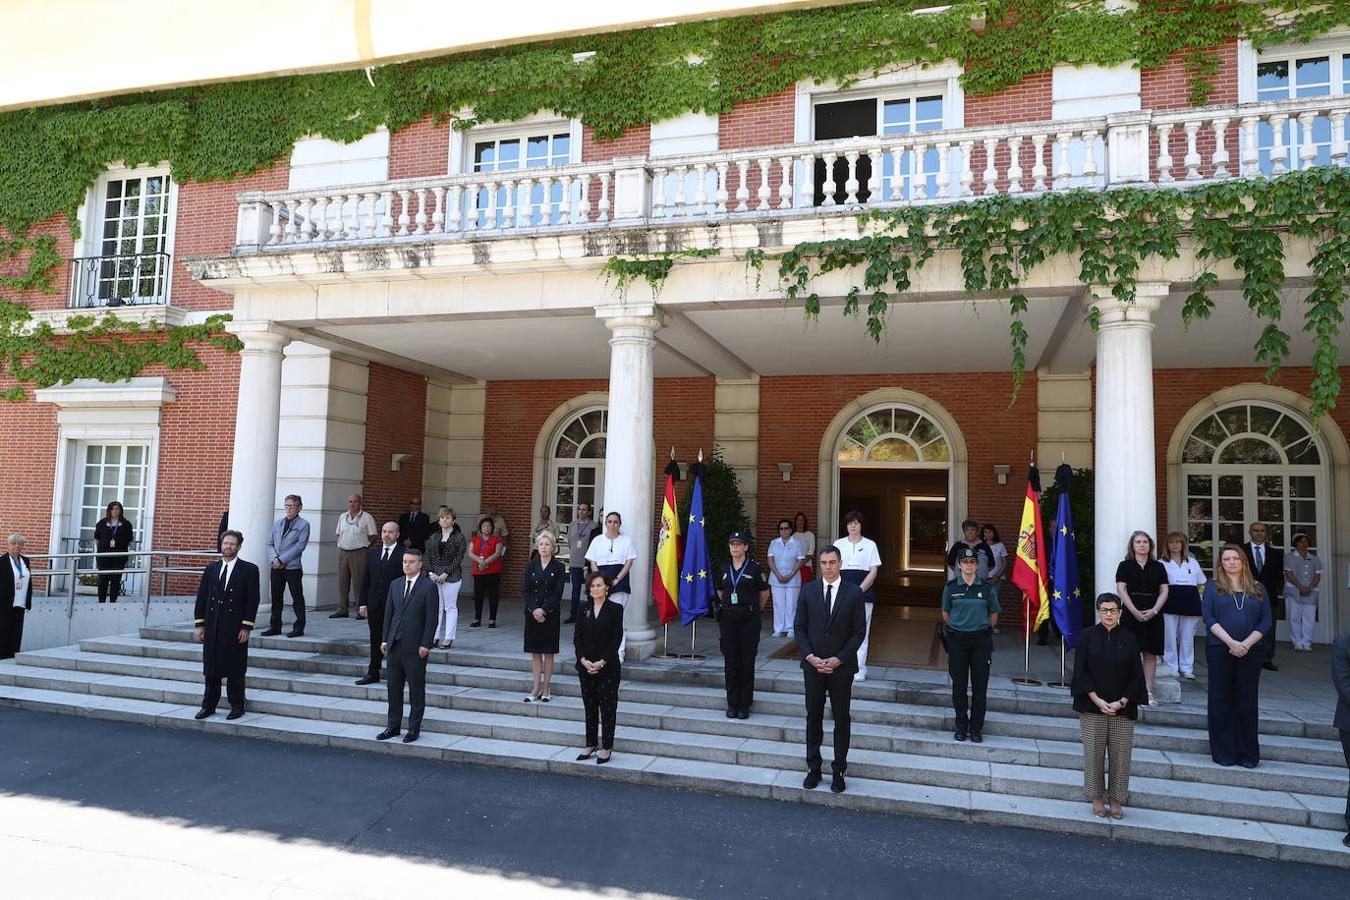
657, 623, 682, 659
678, 620, 707, 660
1043, 680, 1070, 689
1010, 677, 1043, 686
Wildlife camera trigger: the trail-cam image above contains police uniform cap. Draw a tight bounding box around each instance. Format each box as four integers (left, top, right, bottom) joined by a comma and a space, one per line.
728, 531, 751, 545
956, 546, 980, 562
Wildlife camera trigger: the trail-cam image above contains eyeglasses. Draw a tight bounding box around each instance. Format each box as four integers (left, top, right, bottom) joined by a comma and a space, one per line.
1098, 607, 1121, 615
779, 526, 792, 531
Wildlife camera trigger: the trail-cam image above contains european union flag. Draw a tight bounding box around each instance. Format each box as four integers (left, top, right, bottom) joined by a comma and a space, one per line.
1049, 463, 1084, 649
678, 464, 715, 626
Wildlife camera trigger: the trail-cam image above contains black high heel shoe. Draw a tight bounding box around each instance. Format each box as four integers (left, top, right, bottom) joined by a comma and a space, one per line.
596, 750, 612, 765
576, 747, 596, 761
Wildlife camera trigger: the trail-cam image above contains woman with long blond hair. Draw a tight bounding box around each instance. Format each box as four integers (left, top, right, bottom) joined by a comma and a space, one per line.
1160, 531, 1205, 680
1202, 545, 1273, 767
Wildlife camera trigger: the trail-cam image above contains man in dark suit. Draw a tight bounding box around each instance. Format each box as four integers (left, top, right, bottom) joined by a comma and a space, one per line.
357, 522, 405, 685
0, 534, 34, 660
1331, 632, 1350, 847
793, 544, 868, 794
377, 547, 438, 743
193, 530, 261, 720
1243, 522, 1285, 671
399, 499, 431, 552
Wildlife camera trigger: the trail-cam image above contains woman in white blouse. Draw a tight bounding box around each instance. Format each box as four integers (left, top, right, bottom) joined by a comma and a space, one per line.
585, 511, 637, 661
1160, 531, 1206, 680
793, 512, 816, 584
834, 510, 881, 682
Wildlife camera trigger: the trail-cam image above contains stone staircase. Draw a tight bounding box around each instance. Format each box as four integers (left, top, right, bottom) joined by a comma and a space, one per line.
1, 623, 1347, 868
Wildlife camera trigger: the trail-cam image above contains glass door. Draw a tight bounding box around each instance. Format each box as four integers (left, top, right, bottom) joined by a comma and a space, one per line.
74, 443, 150, 594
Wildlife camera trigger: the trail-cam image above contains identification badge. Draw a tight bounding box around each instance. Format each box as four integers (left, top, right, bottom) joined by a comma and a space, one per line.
12, 576, 26, 603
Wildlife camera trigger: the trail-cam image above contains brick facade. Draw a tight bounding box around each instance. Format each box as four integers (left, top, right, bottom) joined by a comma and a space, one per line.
360, 362, 429, 528
389, 116, 452, 179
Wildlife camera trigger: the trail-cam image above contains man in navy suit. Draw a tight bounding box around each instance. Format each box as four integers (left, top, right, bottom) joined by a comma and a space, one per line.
377, 548, 439, 743
263, 494, 310, 637
1331, 632, 1350, 847
794, 544, 868, 794
193, 531, 261, 720
399, 499, 432, 551
0, 534, 34, 660
1243, 522, 1285, 671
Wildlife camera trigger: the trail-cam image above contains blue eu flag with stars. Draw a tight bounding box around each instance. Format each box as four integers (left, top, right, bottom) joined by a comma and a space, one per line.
678, 465, 715, 626
1049, 463, 1084, 649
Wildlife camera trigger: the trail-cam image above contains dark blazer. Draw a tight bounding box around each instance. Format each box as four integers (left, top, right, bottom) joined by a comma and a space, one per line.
574, 598, 624, 673
399, 511, 432, 548
793, 577, 868, 675
1242, 542, 1286, 608
364, 545, 406, 615
382, 574, 438, 652
1332, 633, 1350, 732
193, 558, 262, 678
94, 517, 134, 570
0, 554, 33, 610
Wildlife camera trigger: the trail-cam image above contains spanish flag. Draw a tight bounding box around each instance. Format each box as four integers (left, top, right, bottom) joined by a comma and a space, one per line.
653, 458, 682, 625
1009, 464, 1050, 639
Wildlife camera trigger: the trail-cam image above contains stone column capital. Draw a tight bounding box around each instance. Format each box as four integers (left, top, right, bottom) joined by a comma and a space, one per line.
1088, 283, 1169, 330
225, 320, 292, 353
597, 305, 664, 342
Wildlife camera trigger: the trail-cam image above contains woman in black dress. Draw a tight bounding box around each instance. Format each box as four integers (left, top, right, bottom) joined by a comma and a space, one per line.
93, 501, 134, 603
1071, 593, 1148, 820
523, 531, 566, 702
575, 571, 623, 765
1115, 530, 1168, 707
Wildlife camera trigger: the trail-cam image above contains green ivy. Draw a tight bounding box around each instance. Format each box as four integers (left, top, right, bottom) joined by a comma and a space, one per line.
757, 168, 1350, 419
601, 247, 720, 299
0, 299, 242, 401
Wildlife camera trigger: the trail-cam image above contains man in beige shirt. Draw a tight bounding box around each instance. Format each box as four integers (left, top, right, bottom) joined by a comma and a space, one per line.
333, 493, 377, 618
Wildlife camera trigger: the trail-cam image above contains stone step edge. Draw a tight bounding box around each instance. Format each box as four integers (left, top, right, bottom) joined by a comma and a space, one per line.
58, 641, 1345, 750
1, 683, 1346, 870
125, 627, 1338, 740
3, 663, 1347, 811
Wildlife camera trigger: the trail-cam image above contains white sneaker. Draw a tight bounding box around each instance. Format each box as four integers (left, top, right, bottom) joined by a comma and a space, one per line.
1182, 672, 1195, 680
853, 671, 866, 683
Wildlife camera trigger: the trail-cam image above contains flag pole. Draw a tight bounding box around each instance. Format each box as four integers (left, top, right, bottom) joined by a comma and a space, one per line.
1045, 635, 1069, 689
1011, 590, 1041, 686
680, 619, 706, 660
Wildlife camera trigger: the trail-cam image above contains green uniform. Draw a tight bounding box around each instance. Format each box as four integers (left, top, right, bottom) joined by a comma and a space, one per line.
941, 576, 1000, 633
941, 575, 999, 737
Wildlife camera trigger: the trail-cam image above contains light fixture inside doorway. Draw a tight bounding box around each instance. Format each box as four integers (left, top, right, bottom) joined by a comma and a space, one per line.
993, 464, 1011, 485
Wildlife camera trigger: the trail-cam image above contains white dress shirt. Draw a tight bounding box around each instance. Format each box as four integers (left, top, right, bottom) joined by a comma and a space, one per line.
9, 554, 27, 607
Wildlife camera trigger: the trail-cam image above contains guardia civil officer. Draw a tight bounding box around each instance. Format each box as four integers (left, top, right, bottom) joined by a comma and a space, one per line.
941, 545, 1000, 743
714, 531, 770, 719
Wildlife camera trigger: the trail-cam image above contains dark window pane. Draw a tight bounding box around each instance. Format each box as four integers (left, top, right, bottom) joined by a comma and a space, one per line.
579, 437, 606, 459
1218, 498, 1244, 522
1190, 414, 1228, 446
1257, 499, 1283, 522
1249, 405, 1280, 436
1287, 438, 1320, 464
1187, 498, 1213, 521
1218, 437, 1281, 464
1187, 474, 1212, 495
1218, 475, 1242, 497
1217, 406, 1248, 436
1218, 522, 1244, 545
1182, 437, 1211, 463
1256, 475, 1284, 498
1270, 414, 1308, 447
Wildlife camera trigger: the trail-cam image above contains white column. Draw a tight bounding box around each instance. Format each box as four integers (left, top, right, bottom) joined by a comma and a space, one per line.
599, 307, 660, 659
227, 322, 289, 573
1092, 284, 1167, 598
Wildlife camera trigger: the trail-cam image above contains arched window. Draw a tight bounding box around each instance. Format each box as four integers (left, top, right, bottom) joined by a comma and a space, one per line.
1181, 402, 1323, 571
837, 405, 951, 464
549, 407, 607, 527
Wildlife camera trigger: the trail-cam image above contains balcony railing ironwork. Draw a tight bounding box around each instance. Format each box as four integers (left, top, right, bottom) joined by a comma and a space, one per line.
68, 251, 172, 308
236, 95, 1350, 251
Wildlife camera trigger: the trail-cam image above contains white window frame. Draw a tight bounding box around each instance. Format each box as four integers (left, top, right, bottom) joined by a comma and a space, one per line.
1239, 30, 1350, 103
547, 406, 608, 533
73, 164, 179, 307
793, 63, 965, 144
448, 112, 582, 175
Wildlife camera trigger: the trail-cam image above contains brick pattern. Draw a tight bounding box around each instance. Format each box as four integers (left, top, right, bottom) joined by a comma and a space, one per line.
582, 124, 651, 162
965, 72, 1053, 127
1141, 43, 1239, 111
720, 87, 797, 150
0, 217, 76, 312
389, 116, 452, 179
361, 363, 429, 529
480, 376, 715, 598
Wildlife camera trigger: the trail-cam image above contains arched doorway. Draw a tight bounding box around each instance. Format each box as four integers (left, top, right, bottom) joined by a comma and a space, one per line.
1178, 400, 1331, 642
547, 406, 607, 529
827, 400, 960, 605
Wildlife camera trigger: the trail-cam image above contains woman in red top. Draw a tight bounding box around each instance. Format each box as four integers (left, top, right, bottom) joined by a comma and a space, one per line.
470, 516, 506, 627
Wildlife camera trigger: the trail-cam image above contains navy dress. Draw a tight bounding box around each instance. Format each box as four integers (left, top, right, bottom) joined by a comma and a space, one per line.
523, 558, 565, 654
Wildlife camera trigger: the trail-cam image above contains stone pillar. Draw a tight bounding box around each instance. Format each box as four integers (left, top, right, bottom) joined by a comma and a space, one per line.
599, 306, 660, 660
1092, 285, 1167, 600
227, 322, 289, 573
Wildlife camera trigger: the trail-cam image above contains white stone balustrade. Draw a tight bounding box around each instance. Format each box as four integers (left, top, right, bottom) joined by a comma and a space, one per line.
236, 95, 1350, 250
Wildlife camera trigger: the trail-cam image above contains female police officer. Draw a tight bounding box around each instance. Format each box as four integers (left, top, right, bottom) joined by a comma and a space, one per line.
716, 531, 771, 719
942, 545, 1000, 743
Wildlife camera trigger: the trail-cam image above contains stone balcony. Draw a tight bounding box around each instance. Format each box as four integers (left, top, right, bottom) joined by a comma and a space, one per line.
195, 94, 1350, 288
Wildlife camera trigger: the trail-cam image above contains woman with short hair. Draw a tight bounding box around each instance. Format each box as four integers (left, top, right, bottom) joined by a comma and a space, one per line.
1071, 593, 1148, 820
1115, 531, 1168, 706
469, 516, 505, 628
523, 532, 566, 702
793, 512, 816, 584
424, 506, 466, 649
767, 519, 805, 637
575, 571, 624, 765
1283, 532, 1322, 652
1203, 545, 1273, 767
1160, 531, 1205, 680
834, 510, 880, 682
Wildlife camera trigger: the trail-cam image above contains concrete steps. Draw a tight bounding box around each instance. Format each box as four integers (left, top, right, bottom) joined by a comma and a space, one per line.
1, 625, 1347, 867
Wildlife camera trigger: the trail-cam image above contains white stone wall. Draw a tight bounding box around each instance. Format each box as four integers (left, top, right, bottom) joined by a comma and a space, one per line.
714, 376, 760, 527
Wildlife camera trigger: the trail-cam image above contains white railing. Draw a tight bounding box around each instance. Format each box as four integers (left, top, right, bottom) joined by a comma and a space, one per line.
236, 95, 1350, 250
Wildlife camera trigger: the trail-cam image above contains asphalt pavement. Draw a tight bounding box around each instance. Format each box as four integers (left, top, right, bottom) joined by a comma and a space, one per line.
0, 707, 1343, 898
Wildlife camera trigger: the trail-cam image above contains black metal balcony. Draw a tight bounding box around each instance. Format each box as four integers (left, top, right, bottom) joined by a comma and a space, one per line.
68, 252, 172, 309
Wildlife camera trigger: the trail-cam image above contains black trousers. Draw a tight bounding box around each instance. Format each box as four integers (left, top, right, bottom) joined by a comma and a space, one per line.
804, 667, 853, 775
579, 666, 621, 750
1340, 729, 1350, 832
1206, 642, 1263, 766
202, 674, 245, 712
1260, 597, 1282, 663
96, 562, 125, 603
364, 604, 385, 679
947, 627, 994, 730
269, 568, 306, 631
473, 572, 501, 622
718, 604, 761, 710
386, 643, 428, 731
0, 606, 24, 659
569, 566, 585, 619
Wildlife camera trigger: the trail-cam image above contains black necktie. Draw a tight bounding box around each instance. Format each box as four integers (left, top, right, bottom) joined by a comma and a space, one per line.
404, 579, 412, 599
1255, 546, 1264, 571
825, 583, 833, 616
282, 518, 292, 538
383, 548, 390, 564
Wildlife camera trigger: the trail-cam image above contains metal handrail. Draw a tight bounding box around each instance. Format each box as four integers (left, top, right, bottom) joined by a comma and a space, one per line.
16, 547, 220, 619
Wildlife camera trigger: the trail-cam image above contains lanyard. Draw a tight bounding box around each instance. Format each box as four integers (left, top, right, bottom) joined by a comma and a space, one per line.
729, 560, 749, 592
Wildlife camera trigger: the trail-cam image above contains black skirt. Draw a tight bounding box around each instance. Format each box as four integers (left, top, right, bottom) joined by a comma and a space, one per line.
1121, 608, 1164, 656
524, 609, 560, 654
